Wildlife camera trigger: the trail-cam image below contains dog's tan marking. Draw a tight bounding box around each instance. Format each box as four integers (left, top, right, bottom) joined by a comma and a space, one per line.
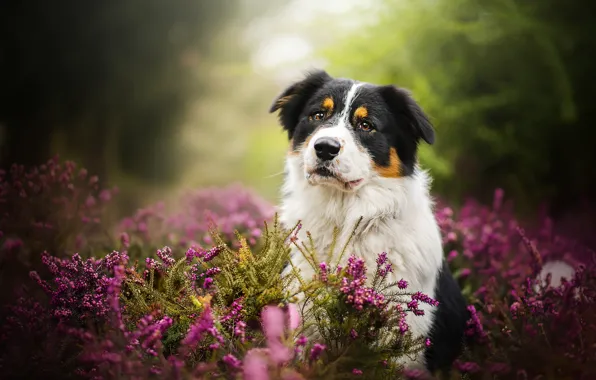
373, 147, 401, 178
354, 106, 368, 119
322, 97, 334, 112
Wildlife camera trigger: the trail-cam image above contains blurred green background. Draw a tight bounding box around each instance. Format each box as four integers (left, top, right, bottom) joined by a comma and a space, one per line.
1, 0, 595, 228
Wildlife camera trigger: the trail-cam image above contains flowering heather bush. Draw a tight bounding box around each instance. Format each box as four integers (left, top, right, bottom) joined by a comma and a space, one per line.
0, 157, 117, 307
437, 189, 596, 379
29, 250, 129, 324
0, 214, 436, 379
0, 156, 116, 259
284, 227, 438, 378
1, 159, 595, 379
118, 184, 275, 256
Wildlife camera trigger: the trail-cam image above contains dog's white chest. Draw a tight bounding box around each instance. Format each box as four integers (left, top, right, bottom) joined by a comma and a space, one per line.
279, 164, 444, 367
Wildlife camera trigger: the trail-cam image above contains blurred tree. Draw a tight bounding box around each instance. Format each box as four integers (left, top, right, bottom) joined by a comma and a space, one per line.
323, 0, 596, 218
0, 0, 238, 183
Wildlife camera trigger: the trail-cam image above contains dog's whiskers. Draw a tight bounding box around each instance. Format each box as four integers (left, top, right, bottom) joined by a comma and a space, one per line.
263, 170, 285, 179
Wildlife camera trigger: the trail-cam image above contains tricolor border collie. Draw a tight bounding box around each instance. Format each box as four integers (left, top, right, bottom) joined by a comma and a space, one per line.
269, 70, 469, 373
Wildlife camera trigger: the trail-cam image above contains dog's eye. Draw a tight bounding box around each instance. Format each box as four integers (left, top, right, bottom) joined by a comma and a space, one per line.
311, 111, 326, 121
357, 121, 374, 132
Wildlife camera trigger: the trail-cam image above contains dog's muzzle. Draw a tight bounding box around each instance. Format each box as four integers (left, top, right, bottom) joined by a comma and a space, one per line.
314, 137, 341, 161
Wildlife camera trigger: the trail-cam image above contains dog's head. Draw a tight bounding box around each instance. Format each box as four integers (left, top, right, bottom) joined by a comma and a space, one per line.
270, 70, 435, 192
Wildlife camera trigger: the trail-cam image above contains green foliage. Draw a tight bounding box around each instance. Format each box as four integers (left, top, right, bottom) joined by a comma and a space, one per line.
323, 0, 596, 213
119, 216, 297, 355
113, 215, 433, 379
209, 217, 297, 319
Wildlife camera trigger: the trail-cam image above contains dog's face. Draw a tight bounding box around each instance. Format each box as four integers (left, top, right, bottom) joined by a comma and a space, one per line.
270, 70, 435, 192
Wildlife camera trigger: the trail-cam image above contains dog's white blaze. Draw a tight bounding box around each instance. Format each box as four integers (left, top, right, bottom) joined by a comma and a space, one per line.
338, 82, 364, 126
304, 82, 370, 183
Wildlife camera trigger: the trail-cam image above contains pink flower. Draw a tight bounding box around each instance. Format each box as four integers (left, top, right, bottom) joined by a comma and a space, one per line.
309, 343, 326, 361
261, 306, 292, 364
222, 354, 242, 370
243, 349, 269, 380
287, 304, 301, 330
262, 306, 285, 340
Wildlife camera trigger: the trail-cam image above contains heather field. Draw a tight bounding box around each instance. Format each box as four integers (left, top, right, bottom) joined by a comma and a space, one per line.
1, 158, 594, 380
2, 1, 596, 379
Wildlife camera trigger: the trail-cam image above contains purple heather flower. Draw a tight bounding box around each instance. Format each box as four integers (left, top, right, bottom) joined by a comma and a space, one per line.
181, 306, 223, 354
221, 297, 244, 324
402, 369, 428, 379
30, 250, 128, 324
352, 368, 363, 375
465, 305, 487, 341
205, 267, 222, 277
234, 321, 247, 343
407, 299, 419, 310
459, 268, 471, 278
509, 301, 521, 319
376, 252, 388, 266
447, 250, 458, 262
398, 279, 408, 289
145, 257, 160, 271
202, 246, 224, 262
156, 246, 175, 267
296, 335, 308, 346
127, 314, 173, 357
222, 354, 242, 370
340, 256, 388, 310
396, 304, 409, 335
319, 262, 329, 282
378, 263, 393, 278
119, 184, 274, 249
411, 291, 439, 307
309, 343, 326, 361
294, 334, 308, 355
455, 361, 481, 373
202, 277, 214, 289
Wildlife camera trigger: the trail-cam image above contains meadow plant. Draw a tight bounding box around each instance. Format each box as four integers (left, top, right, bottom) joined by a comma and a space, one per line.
1, 160, 595, 379
0, 156, 116, 263
437, 189, 596, 379
118, 184, 275, 256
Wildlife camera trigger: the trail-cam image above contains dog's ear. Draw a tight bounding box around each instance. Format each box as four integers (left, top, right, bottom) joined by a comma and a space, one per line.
269, 70, 332, 139
379, 85, 435, 145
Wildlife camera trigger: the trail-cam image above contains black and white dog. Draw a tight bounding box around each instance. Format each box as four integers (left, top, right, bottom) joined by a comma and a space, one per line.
269, 70, 469, 373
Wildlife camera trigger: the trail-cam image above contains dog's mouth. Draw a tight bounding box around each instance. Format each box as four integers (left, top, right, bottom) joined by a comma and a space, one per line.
313, 166, 334, 178
307, 166, 364, 190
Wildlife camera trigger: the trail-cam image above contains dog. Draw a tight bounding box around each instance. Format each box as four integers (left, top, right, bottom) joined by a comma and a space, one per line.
269, 70, 469, 373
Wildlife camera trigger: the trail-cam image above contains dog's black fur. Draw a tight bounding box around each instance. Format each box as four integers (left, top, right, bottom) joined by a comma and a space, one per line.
270, 70, 435, 177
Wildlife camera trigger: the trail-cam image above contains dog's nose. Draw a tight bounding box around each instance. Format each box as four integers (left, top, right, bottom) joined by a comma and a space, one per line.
314, 137, 341, 161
